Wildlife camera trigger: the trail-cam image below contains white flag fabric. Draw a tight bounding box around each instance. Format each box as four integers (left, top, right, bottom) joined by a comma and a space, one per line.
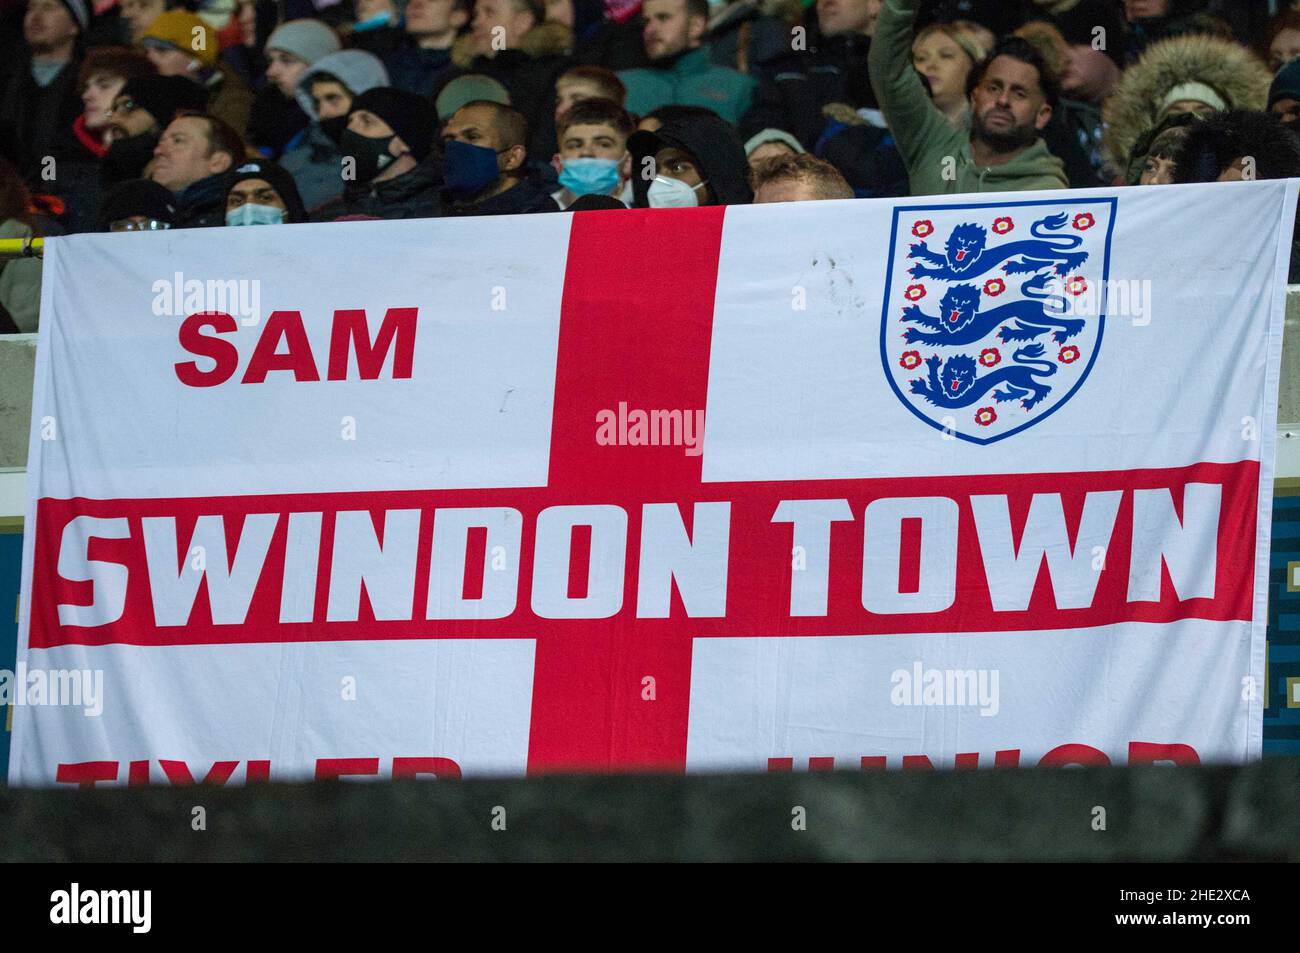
10, 180, 1297, 786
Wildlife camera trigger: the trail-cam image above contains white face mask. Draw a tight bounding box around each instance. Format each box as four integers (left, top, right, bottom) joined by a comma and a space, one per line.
647, 174, 705, 208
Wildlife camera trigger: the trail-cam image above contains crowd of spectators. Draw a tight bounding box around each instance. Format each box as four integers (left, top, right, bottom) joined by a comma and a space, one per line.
2, 0, 1300, 332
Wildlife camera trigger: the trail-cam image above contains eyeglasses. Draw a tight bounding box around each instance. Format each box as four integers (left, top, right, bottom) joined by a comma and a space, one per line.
107, 98, 137, 115
108, 218, 171, 232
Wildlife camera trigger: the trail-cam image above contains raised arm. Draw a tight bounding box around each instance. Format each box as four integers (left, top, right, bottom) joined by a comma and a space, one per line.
867, 0, 957, 170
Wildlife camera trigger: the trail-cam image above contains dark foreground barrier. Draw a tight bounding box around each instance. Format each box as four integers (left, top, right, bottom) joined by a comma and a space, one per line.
2, 758, 1298, 862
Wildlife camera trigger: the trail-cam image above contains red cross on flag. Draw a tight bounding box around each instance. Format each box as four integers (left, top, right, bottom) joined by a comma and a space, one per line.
11, 180, 1297, 786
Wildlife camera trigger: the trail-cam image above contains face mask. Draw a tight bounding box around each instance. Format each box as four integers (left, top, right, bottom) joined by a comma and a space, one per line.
443, 138, 502, 196
352, 11, 391, 30
559, 156, 621, 197
102, 131, 160, 182
226, 202, 287, 226
646, 174, 705, 208
339, 128, 397, 183
319, 115, 348, 147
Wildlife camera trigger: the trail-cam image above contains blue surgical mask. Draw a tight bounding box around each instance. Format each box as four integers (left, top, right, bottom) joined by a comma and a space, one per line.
352, 11, 392, 31
443, 138, 502, 196
559, 156, 622, 197
226, 203, 287, 226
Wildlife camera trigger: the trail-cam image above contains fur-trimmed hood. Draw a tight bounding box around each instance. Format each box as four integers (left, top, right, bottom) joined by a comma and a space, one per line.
1101, 32, 1271, 167
451, 21, 573, 69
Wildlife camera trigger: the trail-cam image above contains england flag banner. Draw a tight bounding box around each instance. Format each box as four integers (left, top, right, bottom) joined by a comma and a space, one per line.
10, 180, 1297, 786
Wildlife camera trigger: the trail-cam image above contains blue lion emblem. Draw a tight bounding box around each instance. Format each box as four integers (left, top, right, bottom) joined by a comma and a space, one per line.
882, 198, 1114, 444
907, 212, 1088, 281
900, 272, 1086, 347
908, 345, 1058, 411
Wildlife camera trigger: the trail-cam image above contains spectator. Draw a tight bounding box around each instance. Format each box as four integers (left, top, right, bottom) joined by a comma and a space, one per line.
0, 158, 43, 334
1172, 108, 1300, 183
551, 96, 633, 208
742, 0, 879, 148
1270, 58, 1300, 127
250, 18, 341, 156
223, 0, 277, 90
1129, 112, 1196, 184
1015, 19, 1107, 187
1124, 0, 1221, 64
102, 74, 207, 185
912, 21, 986, 128
119, 0, 166, 43
443, 0, 572, 145
441, 99, 559, 214
150, 111, 246, 227
314, 86, 441, 220
283, 48, 390, 211
744, 127, 803, 168
1101, 32, 1271, 179
750, 152, 854, 202
1051, 0, 1124, 106
225, 158, 307, 224
0, 0, 88, 178
554, 64, 625, 122
435, 74, 511, 121
704, 0, 804, 86
627, 110, 752, 206
384, 0, 467, 97
141, 10, 255, 136
869, 1, 1067, 194
96, 176, 177, 230
618, 0, 755, 124
1266, 11, 1300, 74
344, 0, 407, 57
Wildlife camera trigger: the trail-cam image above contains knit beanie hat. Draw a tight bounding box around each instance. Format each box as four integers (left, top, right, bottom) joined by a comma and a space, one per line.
348, 87, 435, 160
1270, 57, 1300, 109
227, 159, 308, 223
141, 10, 219, 70
265, 18, 341, 66
57, 0, 89, 32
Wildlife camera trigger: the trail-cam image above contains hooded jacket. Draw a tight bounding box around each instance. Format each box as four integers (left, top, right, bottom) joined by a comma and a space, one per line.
445, 177, 559, 216
868, 0, 1067, 195
628, 113, 753, 207
1101, 32, 1271, 172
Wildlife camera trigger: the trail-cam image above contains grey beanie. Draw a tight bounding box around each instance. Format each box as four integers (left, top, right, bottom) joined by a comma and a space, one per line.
266, 19, 341, 66
743, 128, 806, 158
295, 49, 391, 118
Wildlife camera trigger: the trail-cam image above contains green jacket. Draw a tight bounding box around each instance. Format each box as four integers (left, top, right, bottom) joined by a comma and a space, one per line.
868, 0, 1067, 195
0, 218, 41, 333
619, 47, 757, 125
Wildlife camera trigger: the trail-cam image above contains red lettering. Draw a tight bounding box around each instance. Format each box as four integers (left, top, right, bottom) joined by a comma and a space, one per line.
1038, 743, 1110, 767
1128, 741, 1200, 766
128, 759, 150, 785
767, 757, 793, 772
245, 760, 271, 783
315, 757, 380, 780
327, 307, 417, 380
175, 312, 238, 387
56, 761, 118, 788
242, 310, 321, 384
159, 759, 240, 785
392, 757, 462, 779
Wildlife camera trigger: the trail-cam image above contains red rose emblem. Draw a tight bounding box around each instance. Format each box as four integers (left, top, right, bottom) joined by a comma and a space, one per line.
979, 348, 1001, 367
974, 406, 997, 427
905, 283, 926, 301
1059, 345, 1080, 364
983, 277, 1005, 296
912, 220, 934, 238
1072, 213, 1095, 231
992, 216, 1014, 235
1065, 276, 1088, 296
899, 350, 922, 370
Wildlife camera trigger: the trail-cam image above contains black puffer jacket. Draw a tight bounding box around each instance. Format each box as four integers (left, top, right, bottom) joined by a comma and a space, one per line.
311, 158, 443, 221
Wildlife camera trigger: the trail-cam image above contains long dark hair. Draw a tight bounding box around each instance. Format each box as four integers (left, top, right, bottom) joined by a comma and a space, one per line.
0, 159, 37, 232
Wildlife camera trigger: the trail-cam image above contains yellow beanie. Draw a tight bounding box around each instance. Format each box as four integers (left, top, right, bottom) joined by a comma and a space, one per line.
141, 10, 218, 70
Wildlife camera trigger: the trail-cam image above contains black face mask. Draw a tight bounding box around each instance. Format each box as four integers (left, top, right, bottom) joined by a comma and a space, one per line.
319, 115, 348, 147
101, 131, 160, 184
339, 129, 397, 184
